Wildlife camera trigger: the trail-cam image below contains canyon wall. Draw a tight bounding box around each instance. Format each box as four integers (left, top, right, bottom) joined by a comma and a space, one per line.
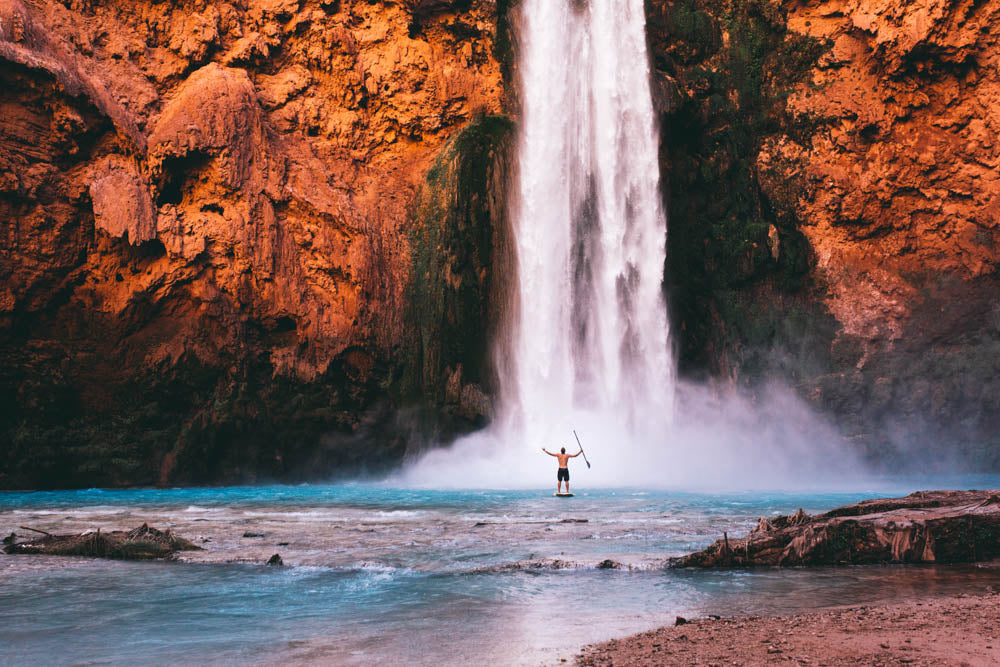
0, 0, 512, 488
3, 0, 998, 488
649, 0, 1000, 468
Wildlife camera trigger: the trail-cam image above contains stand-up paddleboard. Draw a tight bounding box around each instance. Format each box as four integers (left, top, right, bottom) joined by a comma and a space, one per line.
554, 492, 574, 497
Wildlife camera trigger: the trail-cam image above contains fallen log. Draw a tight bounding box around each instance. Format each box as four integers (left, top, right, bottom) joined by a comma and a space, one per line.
3, 523, 201, 560
670, 490, 1000, 568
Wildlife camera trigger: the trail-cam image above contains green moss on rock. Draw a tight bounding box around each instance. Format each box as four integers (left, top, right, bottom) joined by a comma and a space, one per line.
404, 114, 515, 427
495, 0, 519, 95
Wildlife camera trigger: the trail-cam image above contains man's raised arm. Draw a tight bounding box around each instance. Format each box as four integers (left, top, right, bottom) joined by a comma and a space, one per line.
569, 449, 583, 457
541, 448, 557, 456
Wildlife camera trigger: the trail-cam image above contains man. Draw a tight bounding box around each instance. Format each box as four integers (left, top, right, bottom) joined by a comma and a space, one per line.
542, 446, 582, 494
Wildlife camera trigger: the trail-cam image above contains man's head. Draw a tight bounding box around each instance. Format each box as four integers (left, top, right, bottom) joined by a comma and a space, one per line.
561, 447, 566, 454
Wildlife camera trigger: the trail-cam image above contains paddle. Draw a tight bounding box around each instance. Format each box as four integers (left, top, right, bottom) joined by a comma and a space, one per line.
572, 429, 591, 469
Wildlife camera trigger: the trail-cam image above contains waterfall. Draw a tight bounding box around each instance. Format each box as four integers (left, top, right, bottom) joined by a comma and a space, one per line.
499, 0, 673, 441
402, 0, 674, 486
402, 0, 870, 490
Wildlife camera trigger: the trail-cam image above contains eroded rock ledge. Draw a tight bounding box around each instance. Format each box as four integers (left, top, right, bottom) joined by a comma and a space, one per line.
670, 490, 1000, 567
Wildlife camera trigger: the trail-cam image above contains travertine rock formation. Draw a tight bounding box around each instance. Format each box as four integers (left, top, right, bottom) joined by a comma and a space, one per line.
650, 0, 1000, 466
4, 522, 201, 559
0, 0, 509, 487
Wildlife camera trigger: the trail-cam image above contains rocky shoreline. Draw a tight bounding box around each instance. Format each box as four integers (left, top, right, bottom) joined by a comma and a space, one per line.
671, 490, 1000, 568
576, 591, 1000, 666
576, 489, 1000, 665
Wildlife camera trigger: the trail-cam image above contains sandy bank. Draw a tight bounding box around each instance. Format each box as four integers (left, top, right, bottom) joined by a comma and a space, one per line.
577, 590, 1000, 666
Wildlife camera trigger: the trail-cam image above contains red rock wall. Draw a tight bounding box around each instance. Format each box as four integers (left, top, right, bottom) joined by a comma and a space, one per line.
4, 0, 999, 487
771, 0, 1000, 463
0, 0, 507, 487
763, 0, 1000, 347
652, 0, 1000, 466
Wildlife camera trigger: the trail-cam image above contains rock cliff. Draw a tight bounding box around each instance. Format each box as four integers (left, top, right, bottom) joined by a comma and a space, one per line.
649, 0, 1000, 468
0, 0, 510, 488
3, 0, 999, 488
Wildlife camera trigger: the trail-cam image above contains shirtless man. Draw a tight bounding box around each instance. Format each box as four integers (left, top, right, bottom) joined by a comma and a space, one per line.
542, 446, 582, 494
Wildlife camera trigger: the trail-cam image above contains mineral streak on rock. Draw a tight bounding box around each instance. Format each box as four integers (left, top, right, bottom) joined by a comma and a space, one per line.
0, 0, 507, 488
670, 490, 1000, 567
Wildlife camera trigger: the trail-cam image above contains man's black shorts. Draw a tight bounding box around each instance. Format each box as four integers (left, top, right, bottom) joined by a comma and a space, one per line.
557, 467, 569, 482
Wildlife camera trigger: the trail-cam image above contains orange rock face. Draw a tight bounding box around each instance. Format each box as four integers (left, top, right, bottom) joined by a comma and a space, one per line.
761, 0, 1000, 347
4, 0, 999, 487
759, 0, 1000, 460
0, 0, 506, 487
651, 0, 1000, 465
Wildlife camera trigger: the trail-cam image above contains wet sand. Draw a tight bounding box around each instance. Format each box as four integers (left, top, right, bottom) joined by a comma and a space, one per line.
577, 590, 1000, 666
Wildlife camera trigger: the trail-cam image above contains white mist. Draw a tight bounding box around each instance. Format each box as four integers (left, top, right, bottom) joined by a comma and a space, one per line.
398, 0, 865, 490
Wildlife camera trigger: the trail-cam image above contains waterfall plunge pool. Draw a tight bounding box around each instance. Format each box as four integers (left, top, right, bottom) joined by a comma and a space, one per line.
4, 480, 1000, 665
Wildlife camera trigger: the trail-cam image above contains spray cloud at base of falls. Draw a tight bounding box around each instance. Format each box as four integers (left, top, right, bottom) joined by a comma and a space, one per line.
399, 0, 866, 489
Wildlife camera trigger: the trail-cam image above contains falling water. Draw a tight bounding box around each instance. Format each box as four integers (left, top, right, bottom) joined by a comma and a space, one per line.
401, 0, 872, 490
502, 0, 673, 442
402, 0, 676, 486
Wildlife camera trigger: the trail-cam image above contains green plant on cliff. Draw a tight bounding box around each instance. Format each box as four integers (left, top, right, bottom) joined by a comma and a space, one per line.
404, 114, 514, 424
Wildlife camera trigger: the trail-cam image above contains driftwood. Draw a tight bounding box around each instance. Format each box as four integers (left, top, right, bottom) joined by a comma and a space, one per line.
3, 523, 201, 560
670, 490, 1000, 568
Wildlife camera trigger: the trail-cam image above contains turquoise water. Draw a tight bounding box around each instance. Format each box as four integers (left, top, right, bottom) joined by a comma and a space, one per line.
4, 480, 1000, 665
